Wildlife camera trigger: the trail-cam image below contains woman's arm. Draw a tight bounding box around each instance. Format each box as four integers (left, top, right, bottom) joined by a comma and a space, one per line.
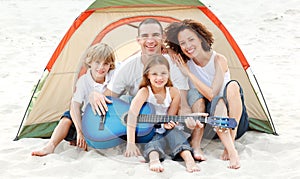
175, 53, 228, 101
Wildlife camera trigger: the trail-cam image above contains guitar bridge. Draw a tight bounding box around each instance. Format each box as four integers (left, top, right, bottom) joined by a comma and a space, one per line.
99, 115, 106, 130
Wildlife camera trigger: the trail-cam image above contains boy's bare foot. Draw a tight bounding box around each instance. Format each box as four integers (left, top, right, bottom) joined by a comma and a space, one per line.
228, 149, 240, 169
31, 143, 55, 157
149, 159, 164, 172
193, 148, 206, 161
186, 161, 200, 173
221, 149, 229, 160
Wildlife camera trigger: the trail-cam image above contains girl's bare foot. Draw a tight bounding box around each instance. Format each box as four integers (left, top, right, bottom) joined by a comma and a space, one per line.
228, 149, 240, 169
149, 159, 164, 172
186, 161, 200, 173
31, 143, 55, 157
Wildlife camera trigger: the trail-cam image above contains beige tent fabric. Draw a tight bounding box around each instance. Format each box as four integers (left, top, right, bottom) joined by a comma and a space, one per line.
25, 7, 268, 126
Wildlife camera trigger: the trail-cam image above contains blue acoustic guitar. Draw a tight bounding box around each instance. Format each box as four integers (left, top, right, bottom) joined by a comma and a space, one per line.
81, 96, 237, 149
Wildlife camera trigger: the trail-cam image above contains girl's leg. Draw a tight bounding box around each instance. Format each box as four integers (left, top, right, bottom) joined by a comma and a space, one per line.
143, 134, 166, 172
166, 128, 200, 172
149, 151, 164, 172
31, 117, 72, 156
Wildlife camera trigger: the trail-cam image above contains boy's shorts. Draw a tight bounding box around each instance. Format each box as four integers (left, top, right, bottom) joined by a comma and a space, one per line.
187, 80, 249, 139
61, 111, 77, 141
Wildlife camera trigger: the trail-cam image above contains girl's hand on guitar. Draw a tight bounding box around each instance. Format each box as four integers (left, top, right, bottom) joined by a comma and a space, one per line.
164, 121, 178, 130
124, 142, 141, 157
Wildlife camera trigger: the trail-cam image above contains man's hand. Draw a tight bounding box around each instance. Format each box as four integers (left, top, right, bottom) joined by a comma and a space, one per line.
89, 91, 112, 115
184, 113, 208, 130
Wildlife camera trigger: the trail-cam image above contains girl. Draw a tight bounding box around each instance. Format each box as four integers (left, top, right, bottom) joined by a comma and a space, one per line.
165, 19, 249, 169
31, 43, 116, 156
124, 55, 200, 173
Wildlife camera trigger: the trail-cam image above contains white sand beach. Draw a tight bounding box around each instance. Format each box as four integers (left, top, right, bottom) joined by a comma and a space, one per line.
0, 0, 299, 178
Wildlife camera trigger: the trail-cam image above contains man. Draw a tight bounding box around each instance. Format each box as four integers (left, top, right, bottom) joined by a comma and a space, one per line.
89, 18, 190, 115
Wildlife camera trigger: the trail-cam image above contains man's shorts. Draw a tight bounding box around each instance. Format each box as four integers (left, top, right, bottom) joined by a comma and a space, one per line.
187, 80, 249, 139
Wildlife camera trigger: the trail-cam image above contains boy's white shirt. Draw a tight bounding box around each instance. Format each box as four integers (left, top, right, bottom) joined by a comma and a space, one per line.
72, 69, 114, 111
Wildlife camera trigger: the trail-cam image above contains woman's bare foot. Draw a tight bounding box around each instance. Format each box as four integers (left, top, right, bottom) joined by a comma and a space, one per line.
186, 161, 200, 173
221, 149, 229, 160
149, 159, 164, 172
227, 149, 240, 169
31, 142, 55, 157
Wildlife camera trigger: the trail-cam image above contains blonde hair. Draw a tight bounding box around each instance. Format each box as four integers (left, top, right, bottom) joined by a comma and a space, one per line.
139, 55, 173, 89
84, 43, 115, 70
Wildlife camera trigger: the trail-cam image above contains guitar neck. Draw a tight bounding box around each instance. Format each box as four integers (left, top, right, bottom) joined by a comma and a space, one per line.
138, 114, 206, 123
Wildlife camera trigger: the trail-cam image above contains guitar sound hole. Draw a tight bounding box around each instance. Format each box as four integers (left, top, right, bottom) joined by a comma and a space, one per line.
121, 113, 128, 125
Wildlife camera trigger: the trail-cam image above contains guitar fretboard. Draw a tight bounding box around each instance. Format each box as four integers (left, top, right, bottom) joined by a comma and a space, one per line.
138, 114, 206, 123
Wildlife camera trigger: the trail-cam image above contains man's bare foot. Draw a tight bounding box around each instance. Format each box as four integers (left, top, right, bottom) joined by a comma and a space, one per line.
149, 159, 164, 172
31, 143, 55, 157
228, 149, 240, 169
193, 148, 206, 161
221, 149, 229, 160
186, 161, 200, 173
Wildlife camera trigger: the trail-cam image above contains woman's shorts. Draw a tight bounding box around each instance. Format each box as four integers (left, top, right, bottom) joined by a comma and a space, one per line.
187, 80, 249, 139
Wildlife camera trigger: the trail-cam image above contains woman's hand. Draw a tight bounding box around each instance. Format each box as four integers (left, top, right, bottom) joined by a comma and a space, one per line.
172, 54, 190, 76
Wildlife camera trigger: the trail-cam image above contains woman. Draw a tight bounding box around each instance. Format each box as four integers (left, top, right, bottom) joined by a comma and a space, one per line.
165, 19, 249, 169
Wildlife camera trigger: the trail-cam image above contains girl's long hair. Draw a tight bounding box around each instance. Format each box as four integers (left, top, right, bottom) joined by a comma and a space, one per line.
139, 55, 173, 89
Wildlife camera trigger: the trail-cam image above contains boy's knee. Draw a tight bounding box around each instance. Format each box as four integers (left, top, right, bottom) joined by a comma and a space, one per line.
60, 117, 72, 125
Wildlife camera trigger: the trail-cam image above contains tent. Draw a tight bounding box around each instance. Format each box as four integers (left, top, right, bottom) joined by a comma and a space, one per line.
15, 0, 277, 140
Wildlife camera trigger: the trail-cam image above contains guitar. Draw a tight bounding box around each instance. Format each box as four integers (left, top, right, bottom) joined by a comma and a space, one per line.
82, 96, 237, 149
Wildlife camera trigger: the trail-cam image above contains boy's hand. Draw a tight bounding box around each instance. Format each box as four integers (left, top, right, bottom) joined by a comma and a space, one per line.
89, 91, 112, 115
76, 132, 87, 151
124, 142, 141, 157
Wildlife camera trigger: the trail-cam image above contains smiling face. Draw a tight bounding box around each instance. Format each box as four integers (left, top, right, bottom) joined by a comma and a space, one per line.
137, 23, 164, 58
177, 28, 203, 60
147, 64, 169, 89
90, 59, 111, 83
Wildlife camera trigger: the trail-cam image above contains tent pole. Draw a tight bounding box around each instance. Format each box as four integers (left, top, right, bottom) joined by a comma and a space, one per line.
14, 69, 46, 141
250, 68, 278, 135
